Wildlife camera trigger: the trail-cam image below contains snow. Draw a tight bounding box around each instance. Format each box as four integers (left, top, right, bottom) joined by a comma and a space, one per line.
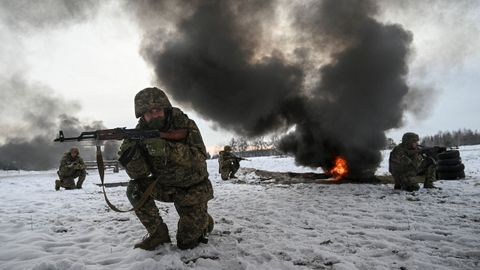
1, 146, 479, 270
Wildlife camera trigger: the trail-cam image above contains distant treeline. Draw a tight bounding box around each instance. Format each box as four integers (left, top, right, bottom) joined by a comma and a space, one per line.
421, 129, 480, 147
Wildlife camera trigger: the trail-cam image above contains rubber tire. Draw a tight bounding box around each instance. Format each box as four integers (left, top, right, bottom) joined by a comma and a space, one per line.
437, 150, 460, 160
437, 158, 461, 166
436, 163, 465, 173
437, 170, 465, 180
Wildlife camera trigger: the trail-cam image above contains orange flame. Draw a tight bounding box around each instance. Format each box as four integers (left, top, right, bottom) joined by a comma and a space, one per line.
330, 156, 349, 179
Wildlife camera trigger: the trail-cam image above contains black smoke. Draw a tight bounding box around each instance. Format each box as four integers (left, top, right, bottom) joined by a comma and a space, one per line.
130, 0, 416, 177
131, 0, 306, 136
279, 0, 413, 176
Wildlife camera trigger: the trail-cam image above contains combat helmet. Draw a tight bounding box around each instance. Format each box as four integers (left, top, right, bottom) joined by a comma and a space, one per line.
70, 147, 79, 155
134, 87, 172, 118
401, 132, 419, 145
224, 145, 232, 152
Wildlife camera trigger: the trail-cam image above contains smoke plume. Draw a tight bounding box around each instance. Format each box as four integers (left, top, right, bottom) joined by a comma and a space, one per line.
131, 0, 416, 176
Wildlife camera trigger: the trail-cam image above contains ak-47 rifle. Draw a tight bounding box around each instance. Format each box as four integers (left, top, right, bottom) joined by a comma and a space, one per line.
53, 127, 188, 212
54, 127, 187, 143
234, 156, 250, 162
418, 145, 447, 161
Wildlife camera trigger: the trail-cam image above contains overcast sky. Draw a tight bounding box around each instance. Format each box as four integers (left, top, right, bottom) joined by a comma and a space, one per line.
1, 0, 479, 152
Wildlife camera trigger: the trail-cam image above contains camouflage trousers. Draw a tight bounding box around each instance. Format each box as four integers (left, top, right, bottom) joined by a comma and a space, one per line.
393, 159, 436, 191
127, 177, 214, 249
219, 160, 239, 180
56, 170, 86, 189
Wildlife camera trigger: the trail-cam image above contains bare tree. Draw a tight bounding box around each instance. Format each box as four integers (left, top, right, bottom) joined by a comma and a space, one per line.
228, 137, 238, 152
237, 137, 249, 152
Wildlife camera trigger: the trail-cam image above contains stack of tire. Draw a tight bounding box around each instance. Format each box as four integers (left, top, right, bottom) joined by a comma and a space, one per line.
436, 150, 465, 180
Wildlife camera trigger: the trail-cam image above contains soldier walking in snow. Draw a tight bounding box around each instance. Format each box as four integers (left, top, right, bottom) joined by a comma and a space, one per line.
389, 132, 437, 191
118, 87, 214, 250
218, 145, 241, 180
55, 147, 87, 190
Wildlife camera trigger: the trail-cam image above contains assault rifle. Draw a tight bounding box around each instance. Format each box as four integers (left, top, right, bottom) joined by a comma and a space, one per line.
234, 156, 250, 162
418, 145, 447, 160
54, 127, 187, 143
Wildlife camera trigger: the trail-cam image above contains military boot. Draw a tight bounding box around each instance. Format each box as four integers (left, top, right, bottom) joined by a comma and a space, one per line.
403, 182, 420, 192
55, 180, 61, 191
134, 223, 171, 250
423, 182, 436, 189
76, 175, 86, 189
207, 214, 214, 234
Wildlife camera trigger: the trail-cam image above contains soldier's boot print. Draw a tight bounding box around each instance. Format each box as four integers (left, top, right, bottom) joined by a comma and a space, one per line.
55, 180, 61, 191
134, 223, 171, 250
76, 175, 86, 189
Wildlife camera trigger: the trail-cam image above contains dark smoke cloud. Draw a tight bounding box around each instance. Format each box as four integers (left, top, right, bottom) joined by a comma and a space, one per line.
132, 0, 306, 136
131, 0, 416, 177
278, 0, 414, 176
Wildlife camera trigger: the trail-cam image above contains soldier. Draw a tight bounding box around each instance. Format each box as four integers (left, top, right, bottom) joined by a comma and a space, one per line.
55, 147, 87, 190
218, 145, 241, 180
389, 132, 437, 192
119, 87, 214, 250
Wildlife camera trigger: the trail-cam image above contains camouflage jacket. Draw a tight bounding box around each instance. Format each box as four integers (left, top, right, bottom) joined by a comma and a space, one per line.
119, 107, 209, 188
218, 151, 238, 167
388, 144, 423, 176
58, 152, 86, 178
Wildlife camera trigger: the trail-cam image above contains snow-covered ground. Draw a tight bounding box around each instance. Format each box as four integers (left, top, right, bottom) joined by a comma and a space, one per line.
1, 146, 479, 270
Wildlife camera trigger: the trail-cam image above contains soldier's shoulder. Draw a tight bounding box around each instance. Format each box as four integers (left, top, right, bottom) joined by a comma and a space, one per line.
390, 145, 405, 155
171, 107, 198, 129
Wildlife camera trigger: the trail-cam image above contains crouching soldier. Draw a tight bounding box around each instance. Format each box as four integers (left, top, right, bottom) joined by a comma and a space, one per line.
389, 132, 437, 191
119, 87, 214, 250
218, 145, 241, 180
55, 147, 87, 190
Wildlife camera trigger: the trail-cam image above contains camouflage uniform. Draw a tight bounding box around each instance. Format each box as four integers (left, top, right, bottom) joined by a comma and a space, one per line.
389, 132, 436, 191
218, 146, 240, 180
119, 87, 214, 250
55, 147, 87, 190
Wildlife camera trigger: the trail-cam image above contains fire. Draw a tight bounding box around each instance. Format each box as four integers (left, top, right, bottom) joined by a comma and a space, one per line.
329, 156, 349, 179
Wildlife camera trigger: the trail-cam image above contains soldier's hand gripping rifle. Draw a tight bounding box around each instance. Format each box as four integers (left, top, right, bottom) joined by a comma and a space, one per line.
234, 156, 250, 162
54, 127, 188, 212
418, 145, 447, 164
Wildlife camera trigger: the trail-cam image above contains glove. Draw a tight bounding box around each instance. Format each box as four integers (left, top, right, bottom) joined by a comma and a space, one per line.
118, 140, 151, 179
143, 138, 167, 158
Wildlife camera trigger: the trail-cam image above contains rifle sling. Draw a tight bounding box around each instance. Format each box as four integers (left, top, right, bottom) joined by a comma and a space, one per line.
96, 145, 157, 213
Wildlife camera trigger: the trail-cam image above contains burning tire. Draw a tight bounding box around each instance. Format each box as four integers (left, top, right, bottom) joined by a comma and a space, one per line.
437, 158, 462, 166
437, 163, 465, 173
437, 150, 460, 160
437, 170, 465, 180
